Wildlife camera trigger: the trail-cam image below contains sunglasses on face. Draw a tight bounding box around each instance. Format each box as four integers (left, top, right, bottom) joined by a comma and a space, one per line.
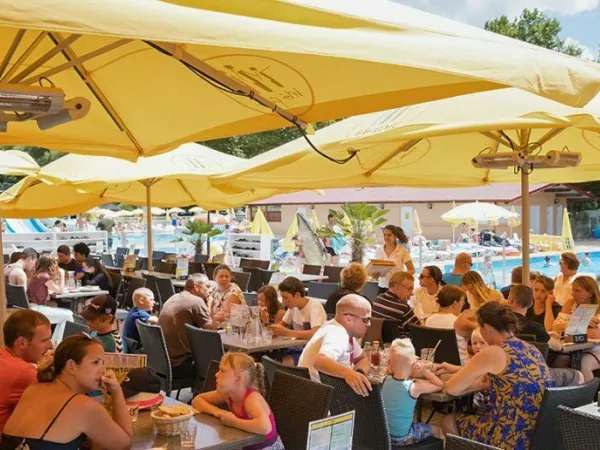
343, 313, 371, 325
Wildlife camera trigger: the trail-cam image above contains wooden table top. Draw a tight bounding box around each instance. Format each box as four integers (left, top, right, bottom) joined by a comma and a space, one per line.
131, 397, 263, 450
220, 333, 308, 354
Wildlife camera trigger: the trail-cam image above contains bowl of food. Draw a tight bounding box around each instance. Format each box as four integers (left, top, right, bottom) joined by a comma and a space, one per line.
151, 405, 195, 436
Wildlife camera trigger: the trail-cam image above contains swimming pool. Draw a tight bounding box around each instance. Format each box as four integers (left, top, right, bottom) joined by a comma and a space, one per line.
469, 251, 600, 287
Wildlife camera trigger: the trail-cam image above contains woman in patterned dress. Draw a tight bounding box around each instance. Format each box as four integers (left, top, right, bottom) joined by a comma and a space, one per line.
441, 302, 554, 450
208, 264, 246, 323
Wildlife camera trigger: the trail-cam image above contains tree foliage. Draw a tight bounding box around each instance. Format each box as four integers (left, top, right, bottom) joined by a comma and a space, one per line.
484, 8, 583, 57
203, 120, 338, 159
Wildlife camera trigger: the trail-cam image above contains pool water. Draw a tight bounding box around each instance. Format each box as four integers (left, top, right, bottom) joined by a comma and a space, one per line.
469, 251, 600, 287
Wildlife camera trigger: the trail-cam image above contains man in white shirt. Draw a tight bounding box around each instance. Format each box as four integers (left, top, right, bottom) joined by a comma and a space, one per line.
5, 248, 38, 287
299, 294, 372, 397
270, 276, 327, 340
270, 276, 327, 366
554, 252, 580, 306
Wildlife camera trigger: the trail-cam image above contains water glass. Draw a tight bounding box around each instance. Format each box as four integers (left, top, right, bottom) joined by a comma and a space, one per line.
127, 402, 139, 422
262, 329, 273, 344
75, 280, 82, 289
180, 423, 197, 448
421, 348, 435, 362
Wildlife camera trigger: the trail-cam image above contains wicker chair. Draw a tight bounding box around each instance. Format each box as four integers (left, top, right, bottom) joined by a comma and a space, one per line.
557, 405, 600, 450
202, 360, 220, 393
323, 265, 343, 283
530, 378, 600, 450
319, 373, 443, 450
62, 320, 90, 339
302, 264, 322, 276
136, 320, 195, 398
185, 325, 224, 383
268, 371, 333, 450
445, 435, 501, 449
261, 355, 310, 387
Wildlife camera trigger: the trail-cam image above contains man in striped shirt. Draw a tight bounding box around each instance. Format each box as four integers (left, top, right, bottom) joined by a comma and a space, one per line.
373, 271, 418, 335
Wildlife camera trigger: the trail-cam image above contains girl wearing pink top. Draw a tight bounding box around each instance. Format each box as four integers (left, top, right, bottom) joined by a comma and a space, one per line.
192, 352, 284, 450
27, 255, 64, 306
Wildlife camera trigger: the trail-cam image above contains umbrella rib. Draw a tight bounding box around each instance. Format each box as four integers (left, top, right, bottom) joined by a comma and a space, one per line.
9, 34, 81, 84
21, 39, 131, 86
479, 131, 513, 150
47, 32, 144, 155
0, 29, 25, 80
365, 139, 421, 176
533, 128, 564, 147
147, 41, 308, 130
177, 179, 200, 206
1, 31, 47, 83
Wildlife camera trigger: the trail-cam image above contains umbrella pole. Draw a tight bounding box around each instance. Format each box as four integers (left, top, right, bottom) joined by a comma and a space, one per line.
207, 211, 211, 259
521, 169, 530, 282
0, 217, 6, 346
146, 184, 154, 271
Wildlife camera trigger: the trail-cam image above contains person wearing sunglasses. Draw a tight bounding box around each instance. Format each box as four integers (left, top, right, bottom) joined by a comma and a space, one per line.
298, 294, 373, 397
413, 266, 445, 322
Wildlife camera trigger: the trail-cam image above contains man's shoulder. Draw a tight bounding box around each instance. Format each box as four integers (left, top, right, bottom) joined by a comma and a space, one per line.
0, 349, 37, 379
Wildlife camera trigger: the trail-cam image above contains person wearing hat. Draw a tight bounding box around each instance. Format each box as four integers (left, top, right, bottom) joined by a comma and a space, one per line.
81, 294, 127, 354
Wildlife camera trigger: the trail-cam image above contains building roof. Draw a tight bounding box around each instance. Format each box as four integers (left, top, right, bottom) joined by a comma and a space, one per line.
249, 184, 595, 205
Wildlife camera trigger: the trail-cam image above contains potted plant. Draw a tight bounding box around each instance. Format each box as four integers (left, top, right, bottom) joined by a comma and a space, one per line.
318, 203, 388, 263
174, 221, 222, 261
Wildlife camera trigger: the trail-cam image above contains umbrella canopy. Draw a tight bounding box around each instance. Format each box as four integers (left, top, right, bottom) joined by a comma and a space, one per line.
281, 215, 299, 253
508, 206, 521, 229
0, 143, 281, 216
150, 207, 166, 216
189, 206, 205, 214
309, 210, 321, 230
0, 1, 599, 161
250, 208, 274, 236
442, 202, 519, 225
413, 210, 423, 236
211, 88, 600, 191
0, 150, 39, 176
167, 207, 186, 214
562, 208, 576, 252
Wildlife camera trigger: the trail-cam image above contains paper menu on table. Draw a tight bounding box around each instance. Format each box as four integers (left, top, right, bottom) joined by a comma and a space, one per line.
175, 258, 189, 280
565, 304, 598, 336
307, 411, 354, 450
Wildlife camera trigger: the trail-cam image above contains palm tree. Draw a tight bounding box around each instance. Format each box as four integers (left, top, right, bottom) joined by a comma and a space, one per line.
174, 221, 222, 256
318, 203, 388, 263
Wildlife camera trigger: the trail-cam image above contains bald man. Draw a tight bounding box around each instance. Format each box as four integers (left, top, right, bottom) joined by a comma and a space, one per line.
298, 294, 373, 396
158, 274, 215, 374
443, 252, 473, 286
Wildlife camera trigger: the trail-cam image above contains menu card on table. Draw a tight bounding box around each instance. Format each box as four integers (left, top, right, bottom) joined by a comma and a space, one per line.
307, 411, 354, 450
565, 304, 598, 337
175, 258, 189, 280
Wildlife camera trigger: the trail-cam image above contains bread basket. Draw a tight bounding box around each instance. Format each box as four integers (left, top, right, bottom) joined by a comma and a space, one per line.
151, 409, 194, 436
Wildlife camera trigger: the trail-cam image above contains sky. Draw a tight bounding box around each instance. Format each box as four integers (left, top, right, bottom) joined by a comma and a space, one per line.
393, 0, 599, 60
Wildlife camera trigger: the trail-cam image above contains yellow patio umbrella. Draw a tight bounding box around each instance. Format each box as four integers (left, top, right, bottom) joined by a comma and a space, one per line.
508, 206, 521, 237
212, 87, 600, 279
0, 143, 283, 269
413, 210, 423, 236
0, 150, 41, 346
309, 210, 321, 230
561, 208, 576, 252
250, 208, 274, 236
442, 202, 519, 224
282, 215, 299, 253
0, 1, 599, 161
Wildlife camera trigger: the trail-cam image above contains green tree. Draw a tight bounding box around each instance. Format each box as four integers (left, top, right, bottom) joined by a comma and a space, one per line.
485, 8, 583, 57
203, 120, 339, 158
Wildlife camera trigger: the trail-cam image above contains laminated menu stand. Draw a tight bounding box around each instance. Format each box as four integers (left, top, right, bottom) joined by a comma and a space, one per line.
564, 304, 598, 343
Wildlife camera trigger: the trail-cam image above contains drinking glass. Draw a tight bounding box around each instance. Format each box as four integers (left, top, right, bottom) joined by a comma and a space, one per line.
180, 423, 197, 448
75, 280, 82, 289
127, 402, 139, 422
262, 329, 273, 345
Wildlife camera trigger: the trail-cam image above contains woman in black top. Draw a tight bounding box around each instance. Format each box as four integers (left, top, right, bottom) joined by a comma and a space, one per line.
527, 275, 562, 332
82, 257, 113, 294
325, 262, 369, 314
1, 335, 132, 450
